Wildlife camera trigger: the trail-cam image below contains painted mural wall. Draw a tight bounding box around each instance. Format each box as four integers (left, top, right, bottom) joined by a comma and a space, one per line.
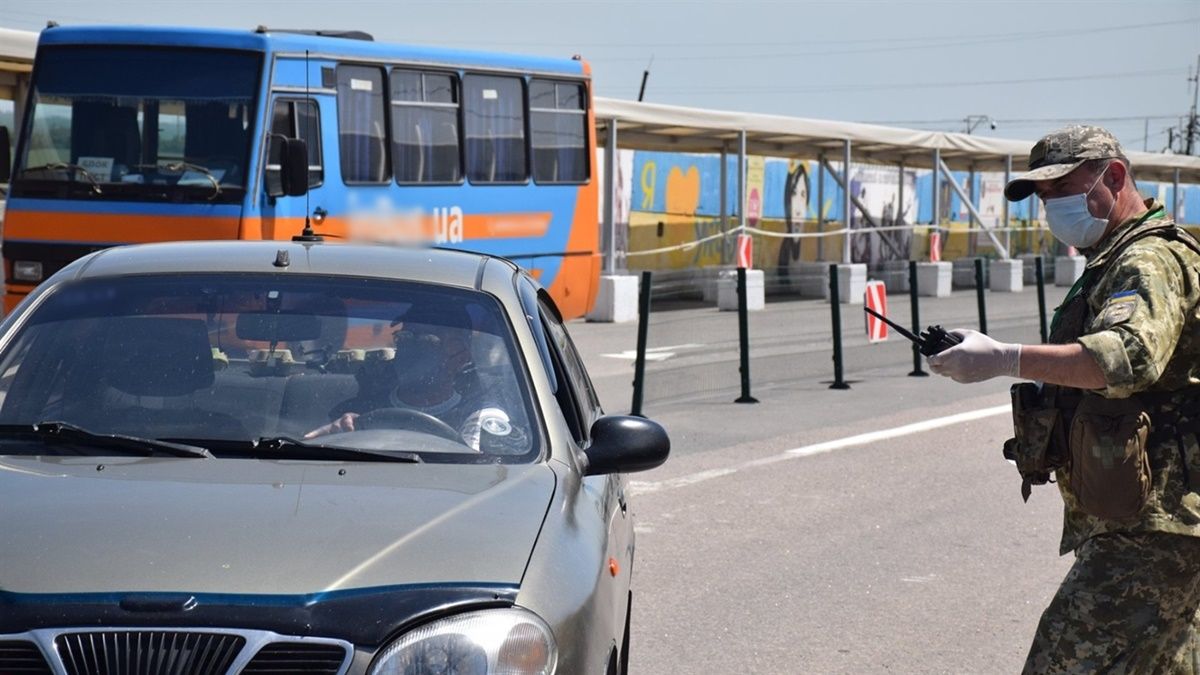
603, 149, 1200, 274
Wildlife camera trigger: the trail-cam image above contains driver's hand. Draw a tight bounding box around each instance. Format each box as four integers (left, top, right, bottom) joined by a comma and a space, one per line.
304, 412, 359, 439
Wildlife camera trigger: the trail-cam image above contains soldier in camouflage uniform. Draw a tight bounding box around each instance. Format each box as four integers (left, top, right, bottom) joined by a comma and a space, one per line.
928, 126, 1200, 673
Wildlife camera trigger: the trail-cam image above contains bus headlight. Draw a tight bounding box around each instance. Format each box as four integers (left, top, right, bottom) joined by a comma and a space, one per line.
369, 608, 556, 675
12, 261, 43, 282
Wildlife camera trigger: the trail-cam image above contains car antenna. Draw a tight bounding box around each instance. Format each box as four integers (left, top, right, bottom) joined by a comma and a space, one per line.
294, 48, 323, 243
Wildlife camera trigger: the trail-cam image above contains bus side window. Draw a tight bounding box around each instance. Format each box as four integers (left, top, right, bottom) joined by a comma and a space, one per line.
336, 65, 389, 184
463, 74, 527, 184
391, 69, 461, 184
266, 99, 323, 197
530, 80, 588, 184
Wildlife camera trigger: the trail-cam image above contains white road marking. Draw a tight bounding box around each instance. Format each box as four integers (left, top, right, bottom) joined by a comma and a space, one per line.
902, 574, 939, 583
629, 404, 1010, 496
601, 343, 703, 362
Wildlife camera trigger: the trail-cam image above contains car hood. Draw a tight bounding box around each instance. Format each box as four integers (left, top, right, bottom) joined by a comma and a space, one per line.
0, 456, 556, 595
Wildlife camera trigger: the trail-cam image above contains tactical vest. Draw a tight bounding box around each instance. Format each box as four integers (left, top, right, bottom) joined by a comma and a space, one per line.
1036, 212, 1200, 551
1003, 208, 1200, 552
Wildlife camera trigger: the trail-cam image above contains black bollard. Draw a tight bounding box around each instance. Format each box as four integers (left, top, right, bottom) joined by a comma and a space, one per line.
630, 270, 652, 417
1035, 256, 1049, 344
974, 257, 988, 335
734, 267, 758, 403
828, 264, 850, 390
908, 260, 928, 377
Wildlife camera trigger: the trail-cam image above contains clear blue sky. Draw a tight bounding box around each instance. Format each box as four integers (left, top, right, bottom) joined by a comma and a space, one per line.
4, 0, 1198, 152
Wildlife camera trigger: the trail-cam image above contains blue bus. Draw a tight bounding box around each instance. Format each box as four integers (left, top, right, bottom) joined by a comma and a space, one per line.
5, 25, 600, 318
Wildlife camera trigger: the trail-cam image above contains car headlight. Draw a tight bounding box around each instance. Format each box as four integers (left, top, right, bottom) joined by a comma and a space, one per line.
369, 607, 557, 675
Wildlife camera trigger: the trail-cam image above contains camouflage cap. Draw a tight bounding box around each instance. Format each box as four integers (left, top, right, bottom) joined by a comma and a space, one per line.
1004, 125, 1127, 201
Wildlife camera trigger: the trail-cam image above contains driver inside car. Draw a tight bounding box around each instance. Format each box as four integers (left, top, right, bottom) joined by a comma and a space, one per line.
303, 306, 526, 453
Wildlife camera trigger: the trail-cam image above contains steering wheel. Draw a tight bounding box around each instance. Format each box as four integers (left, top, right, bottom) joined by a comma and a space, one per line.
355, 407, 463, 443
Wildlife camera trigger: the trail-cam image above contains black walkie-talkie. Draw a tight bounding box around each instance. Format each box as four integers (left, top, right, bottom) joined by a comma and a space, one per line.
863, 306, 963, 356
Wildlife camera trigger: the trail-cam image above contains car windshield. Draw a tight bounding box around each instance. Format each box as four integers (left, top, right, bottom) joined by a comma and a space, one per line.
12, 46, 260, 203
0, 274, 539, 462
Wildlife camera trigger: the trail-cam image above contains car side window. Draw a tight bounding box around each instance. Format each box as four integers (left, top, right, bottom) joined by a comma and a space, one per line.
518, 278, 557, 395
538, 293, 601, 437
539, 311, 587, 445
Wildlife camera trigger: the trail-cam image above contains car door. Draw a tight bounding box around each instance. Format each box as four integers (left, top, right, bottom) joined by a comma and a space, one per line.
535, 289, 633, 651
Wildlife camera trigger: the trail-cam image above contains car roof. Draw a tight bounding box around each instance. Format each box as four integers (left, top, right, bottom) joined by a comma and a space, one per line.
68, 241, 519, 290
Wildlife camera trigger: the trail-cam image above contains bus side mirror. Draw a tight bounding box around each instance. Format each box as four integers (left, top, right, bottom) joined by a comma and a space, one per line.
279, 137, 308, 197
0, 127, 11, 184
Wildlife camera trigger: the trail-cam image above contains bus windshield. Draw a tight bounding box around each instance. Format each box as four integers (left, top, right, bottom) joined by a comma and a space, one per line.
13, 46, 261, 203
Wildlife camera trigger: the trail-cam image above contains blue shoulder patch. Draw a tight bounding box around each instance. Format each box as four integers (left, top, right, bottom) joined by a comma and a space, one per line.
1108, 289, 1138, 300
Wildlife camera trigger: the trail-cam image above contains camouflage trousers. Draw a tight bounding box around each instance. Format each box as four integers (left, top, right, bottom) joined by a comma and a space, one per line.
1024, 532, 1200, 674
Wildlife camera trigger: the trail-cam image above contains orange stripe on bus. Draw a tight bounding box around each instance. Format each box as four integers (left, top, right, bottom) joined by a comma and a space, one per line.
5, 212, 242, 242
7, 210, 551, 245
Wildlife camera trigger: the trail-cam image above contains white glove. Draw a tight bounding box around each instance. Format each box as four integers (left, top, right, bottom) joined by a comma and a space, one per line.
927, 329, 1021, 383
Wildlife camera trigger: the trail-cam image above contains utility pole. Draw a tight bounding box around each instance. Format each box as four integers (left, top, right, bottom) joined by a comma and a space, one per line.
637, 56, 653, 103
1185, 54, 1199, 155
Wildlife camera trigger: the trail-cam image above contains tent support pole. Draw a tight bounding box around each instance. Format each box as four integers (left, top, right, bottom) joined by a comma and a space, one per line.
817, 153, 825, 261
602, 118, 618, 275
938, 157, 1010, 259
842, 139, 852, 264
820, 156, 904, 259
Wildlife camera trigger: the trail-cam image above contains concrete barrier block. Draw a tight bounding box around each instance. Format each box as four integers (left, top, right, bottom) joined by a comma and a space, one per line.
823, 263, 866, 304
916, 262, 952, 297
585, 274, 640, 323
1018, 253, 1040, 285
951, 259, 978, 289
877, 260, 910, 294
702, 273, 719, 303
990, 259, 1024, 292
1055, 256, 1086, 286
795, 262, 829, 298
718, 269, 765, 311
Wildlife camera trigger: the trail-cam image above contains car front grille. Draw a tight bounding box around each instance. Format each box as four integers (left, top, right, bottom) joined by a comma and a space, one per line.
0, 640, 53, 674
241, 642, 350, 674
0, 630, 352, 675
54, 631, 245, 675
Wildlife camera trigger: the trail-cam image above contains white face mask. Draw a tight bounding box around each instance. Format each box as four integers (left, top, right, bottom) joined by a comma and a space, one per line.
1042, 164, 1115, 248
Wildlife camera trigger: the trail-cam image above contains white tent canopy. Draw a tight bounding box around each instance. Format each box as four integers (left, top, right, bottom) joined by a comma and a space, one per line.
0, 27, 36, 72
595, 97, 1200, 184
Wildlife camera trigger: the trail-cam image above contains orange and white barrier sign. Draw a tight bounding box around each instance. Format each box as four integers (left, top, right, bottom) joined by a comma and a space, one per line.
736, 234, 753, 269
929, 231, 942, 262
864, 280, 888, 343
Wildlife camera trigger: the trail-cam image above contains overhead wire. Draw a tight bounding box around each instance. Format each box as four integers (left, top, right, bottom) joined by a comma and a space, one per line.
585, 18, 1199, 62
648, 68, 1186, 95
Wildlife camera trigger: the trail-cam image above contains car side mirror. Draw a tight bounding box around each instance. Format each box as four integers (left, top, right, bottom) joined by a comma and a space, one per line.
279, 137, 308, 197
0, 126, 11, 184
584, 415, 669, 476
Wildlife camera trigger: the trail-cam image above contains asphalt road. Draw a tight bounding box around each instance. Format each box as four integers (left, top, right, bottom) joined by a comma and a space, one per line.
567, 286, 1076, 674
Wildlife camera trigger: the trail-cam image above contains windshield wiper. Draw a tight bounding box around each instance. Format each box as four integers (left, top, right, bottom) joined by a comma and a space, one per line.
0, 421, 212, 458
248, 436, 422, 463
19, 163, 103, 195
134, 161, 222, 201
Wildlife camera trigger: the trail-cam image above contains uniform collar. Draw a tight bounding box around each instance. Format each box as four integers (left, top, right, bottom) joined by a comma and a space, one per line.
1082, 198, 1169, 269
